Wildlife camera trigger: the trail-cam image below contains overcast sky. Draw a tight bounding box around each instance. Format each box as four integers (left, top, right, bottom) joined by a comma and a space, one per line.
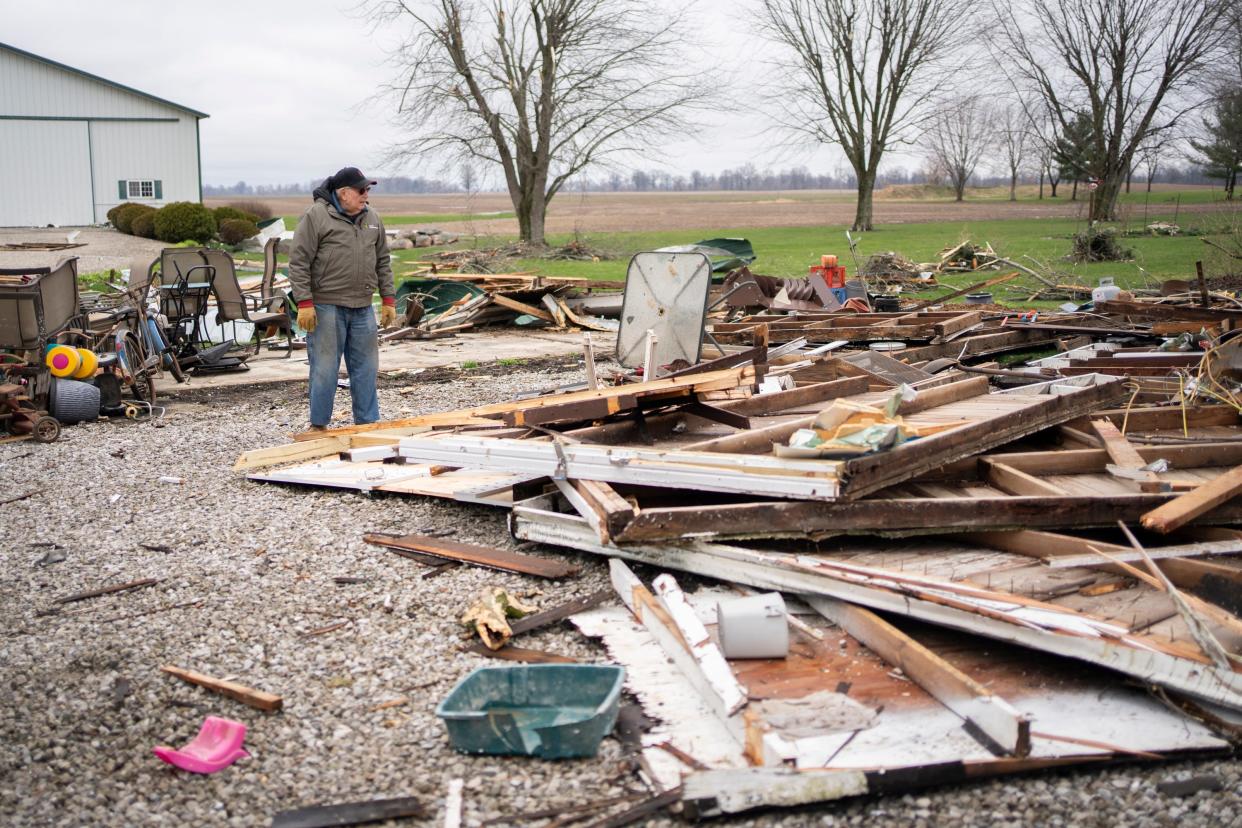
3, 0, 860, 187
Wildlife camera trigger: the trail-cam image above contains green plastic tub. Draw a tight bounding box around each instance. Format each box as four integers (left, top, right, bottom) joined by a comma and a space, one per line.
436, 664, 625, 759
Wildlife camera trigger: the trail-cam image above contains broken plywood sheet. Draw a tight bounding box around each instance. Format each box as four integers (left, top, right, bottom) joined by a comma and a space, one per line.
248, 459, 537, 505
575, 585, 1226, 818
511, 506, 1242, 712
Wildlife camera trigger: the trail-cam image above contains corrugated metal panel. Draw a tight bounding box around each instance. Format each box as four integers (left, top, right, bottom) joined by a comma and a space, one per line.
90, 120, 200, 221
0, 120, 93, 226
0, 47, 190, 120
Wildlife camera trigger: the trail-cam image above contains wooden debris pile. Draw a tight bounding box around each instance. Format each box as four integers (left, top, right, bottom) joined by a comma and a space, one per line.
236, 309, 1242, 820
380, 273, 623, 342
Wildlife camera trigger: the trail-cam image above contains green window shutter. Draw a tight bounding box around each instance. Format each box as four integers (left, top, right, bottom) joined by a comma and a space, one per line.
118, 180, 127, 199
154, 180, 163, 199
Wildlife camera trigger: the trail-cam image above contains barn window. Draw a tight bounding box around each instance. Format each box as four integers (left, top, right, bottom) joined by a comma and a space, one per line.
126, 180, 157, 199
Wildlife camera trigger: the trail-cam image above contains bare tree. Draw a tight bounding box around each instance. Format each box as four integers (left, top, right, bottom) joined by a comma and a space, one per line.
925, 97, 994, 201
992, 0, 1233, 223
367, 0, 707, 245
994, 102, 1030, 201
757, 0, 976, 231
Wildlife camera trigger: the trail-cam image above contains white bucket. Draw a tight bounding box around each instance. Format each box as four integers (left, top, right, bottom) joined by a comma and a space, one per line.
717, 593, 789, 659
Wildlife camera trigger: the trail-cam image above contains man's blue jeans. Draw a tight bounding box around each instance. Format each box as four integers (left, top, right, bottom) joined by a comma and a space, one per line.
307, 304, 379, 426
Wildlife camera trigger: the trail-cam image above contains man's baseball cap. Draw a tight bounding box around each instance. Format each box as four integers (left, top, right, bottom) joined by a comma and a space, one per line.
331, 167, 377, 190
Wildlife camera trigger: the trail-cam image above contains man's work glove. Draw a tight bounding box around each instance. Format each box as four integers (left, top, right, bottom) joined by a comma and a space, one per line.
297, 305, 317, 333
379, 302, 397, 329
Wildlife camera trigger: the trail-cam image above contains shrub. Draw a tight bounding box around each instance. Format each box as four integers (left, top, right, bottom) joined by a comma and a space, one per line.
227, 199, 274, 221
129, 211, 157, 239
107, 201, 146, 225
153, 202, 218, 244
114, 203, 156, 235
1069, 226, 1133, 263
213, 206, 260, 225
218, 217, 259, 246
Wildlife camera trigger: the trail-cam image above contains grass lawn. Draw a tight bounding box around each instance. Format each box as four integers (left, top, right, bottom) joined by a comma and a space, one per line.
278, 211, 515, 227
479, 212, 1234, 292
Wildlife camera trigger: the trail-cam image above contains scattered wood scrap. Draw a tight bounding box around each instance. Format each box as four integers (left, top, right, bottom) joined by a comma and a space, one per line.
160, 664, 283, 712
270, 796, 425, 828
55, 578, 160, 604
365, 533, 579, 579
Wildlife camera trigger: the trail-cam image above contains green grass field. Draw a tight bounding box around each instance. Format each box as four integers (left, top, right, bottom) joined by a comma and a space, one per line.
278, 211, 515, 227
388, 210, 1236, 305
261, 186, 1239, 310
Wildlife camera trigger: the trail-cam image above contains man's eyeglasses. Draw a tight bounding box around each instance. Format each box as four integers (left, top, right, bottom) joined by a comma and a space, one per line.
355, 186, 371, 195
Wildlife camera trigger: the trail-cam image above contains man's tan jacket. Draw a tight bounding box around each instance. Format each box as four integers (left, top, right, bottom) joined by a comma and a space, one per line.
288, 198, 394, 309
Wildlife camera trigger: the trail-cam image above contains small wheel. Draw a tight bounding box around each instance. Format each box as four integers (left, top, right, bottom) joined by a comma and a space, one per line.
32, 416, 61, 443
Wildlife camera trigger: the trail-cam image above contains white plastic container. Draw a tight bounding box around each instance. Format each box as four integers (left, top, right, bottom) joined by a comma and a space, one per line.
1092, 277, 1121, 304
717, 593, 789, 659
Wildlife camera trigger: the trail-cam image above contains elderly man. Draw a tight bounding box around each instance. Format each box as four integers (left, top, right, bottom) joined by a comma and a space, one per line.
288, 166, 397, 429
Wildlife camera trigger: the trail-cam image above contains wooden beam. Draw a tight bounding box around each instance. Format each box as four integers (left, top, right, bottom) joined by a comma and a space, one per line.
987, 442, 1242, 476
161, 664, 283, 712
233, 436, 349, 471
363, 533, 579, 579
293, 365, 755, 441
806, 595, 1031, 757
1142, 465, 1242, 534
981, 459, 1070, 497
614, 495, 1242, 542
490, 292, 554, 321
896, 376, 990, 415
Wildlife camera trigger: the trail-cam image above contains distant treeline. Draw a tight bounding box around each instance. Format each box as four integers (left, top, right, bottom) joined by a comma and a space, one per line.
206, 162, 1215, 196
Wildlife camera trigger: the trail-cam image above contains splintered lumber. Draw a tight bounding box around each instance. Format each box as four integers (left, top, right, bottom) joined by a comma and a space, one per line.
462, 644, 577, 663
55, 578, 159, 604
1095, 299, 1242, 322
160, 664, 283, 712
1141, 465, 1242, 534
364, 533, 579, 579
806, 595, 1031, 757
270, 797, 426, 828
293, 365, 756, 441
490, 292, 554, 321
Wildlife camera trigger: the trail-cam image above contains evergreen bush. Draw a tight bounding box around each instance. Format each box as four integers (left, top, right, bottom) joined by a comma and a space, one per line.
114, 204, 156, 235
153, 202, 218, 244
218, 217, 260, 245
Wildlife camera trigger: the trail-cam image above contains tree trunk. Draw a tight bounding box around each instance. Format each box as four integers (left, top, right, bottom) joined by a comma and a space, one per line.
1010, 172, 1018, 202
1050, 175, 1060, 198
1089, 175, 1123, 222
852, 172, 875, 231
953, 177, 966, 201
1071, 180, 1078, 201
1039, 169, 1045, 199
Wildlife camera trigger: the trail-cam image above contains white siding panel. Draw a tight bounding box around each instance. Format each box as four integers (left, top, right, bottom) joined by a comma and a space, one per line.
0, 120, 93, 227
91, 120, 200, 221
0, 48, 190, 120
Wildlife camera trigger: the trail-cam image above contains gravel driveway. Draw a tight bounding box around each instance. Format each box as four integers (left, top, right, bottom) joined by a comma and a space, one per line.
0, 358, 1237, 827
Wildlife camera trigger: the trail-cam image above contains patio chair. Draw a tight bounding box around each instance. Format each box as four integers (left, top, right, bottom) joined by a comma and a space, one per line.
208, 247, 293, 356
155, 247, 247, 372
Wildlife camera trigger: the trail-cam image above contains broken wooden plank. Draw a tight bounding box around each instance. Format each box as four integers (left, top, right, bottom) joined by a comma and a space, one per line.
981, 459, 1070, 497
610, 560, 754, 759
296, 365, 755, 441
614, 494, 1242, 543
461, 643, 577, 663
1141, 464, 1242, 534
806, 595, 1031, 757
270, 796, 426, 828
55, 578, 159, 604
502, 394, 639, 427
490, 292, 554, 321
160, 664, 283, 712
364, 533, 579, 579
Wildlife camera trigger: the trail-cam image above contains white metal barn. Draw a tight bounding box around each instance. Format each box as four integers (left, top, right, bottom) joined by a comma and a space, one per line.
0, 42, 207, 228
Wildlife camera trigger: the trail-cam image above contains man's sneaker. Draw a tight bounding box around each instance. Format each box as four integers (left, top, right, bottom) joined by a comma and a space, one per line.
308, 424, 328, 431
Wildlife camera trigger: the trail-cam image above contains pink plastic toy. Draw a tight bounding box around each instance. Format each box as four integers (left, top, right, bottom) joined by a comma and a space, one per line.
152, 716, 249, 774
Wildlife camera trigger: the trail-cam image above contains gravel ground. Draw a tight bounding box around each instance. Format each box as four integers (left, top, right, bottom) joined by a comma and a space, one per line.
1, 355, 1239, 827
